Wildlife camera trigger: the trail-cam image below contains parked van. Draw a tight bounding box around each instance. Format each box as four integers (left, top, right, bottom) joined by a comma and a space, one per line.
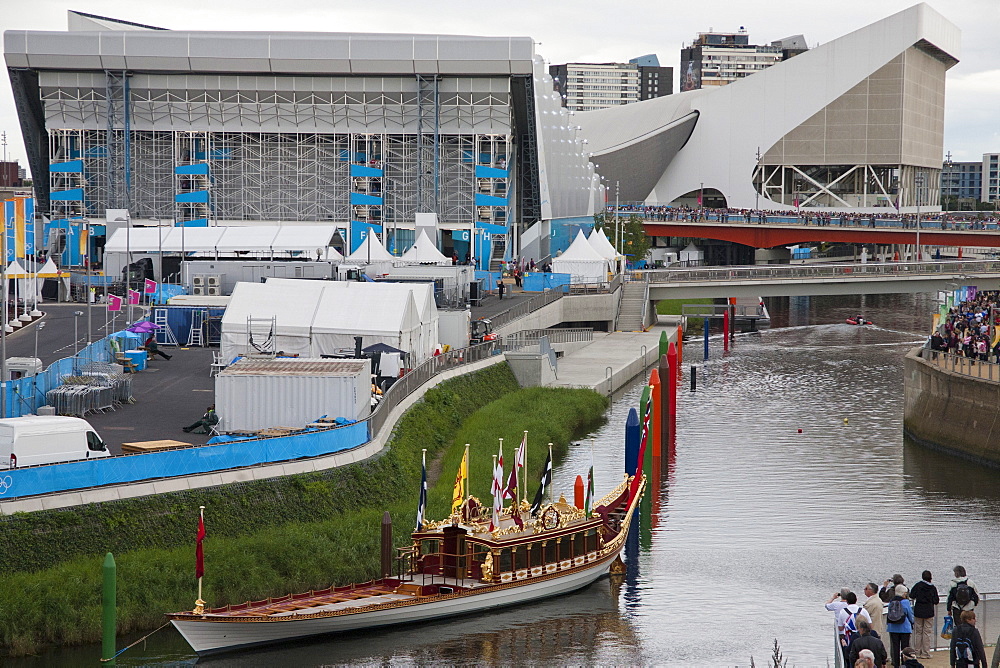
0, 416, 109, 469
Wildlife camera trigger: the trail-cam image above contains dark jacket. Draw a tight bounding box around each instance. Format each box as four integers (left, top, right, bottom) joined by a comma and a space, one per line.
902, 659, 925, 668
950, 622, 987, 668
909, 580, 940, 618
850, 633, 888, 667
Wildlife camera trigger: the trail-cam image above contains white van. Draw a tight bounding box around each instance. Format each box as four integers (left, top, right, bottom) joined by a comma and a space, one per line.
0, 416, 109, 469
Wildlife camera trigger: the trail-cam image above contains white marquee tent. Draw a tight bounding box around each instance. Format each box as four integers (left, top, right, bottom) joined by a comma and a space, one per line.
551, 229, 609, 283
399, 229, 452, 266
343, 233, 396, 276
588, 227, 624, 273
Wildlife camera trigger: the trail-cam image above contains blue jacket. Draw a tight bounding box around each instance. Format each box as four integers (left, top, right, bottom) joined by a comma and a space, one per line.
886, 598, 914, 634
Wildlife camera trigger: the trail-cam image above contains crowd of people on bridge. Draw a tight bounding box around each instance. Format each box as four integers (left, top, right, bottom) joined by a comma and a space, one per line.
826, 565, 987, 668
928, 290, 1000, 364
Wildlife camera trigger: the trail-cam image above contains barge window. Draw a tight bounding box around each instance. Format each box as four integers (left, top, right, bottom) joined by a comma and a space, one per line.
544, 540, 557, 564
529, 545, 542, 568
574, 531, 585, 556
514, 546, 527, 570
559, 537, 571, 561
586, 529, 598, 552
499, 549, 512, 573
421, 540, 439, 556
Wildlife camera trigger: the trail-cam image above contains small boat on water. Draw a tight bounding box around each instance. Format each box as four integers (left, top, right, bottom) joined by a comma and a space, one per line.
846, 317, 874, 326
167, 472, 644, 655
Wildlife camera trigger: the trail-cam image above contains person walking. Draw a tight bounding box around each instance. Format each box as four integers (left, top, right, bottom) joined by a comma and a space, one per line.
497, 277, 505, 300
947, 566, 980, 623
864, 582, 887, 638
950, 610, 987, 668
886, 584, 915, 668
908, 571, 939, 659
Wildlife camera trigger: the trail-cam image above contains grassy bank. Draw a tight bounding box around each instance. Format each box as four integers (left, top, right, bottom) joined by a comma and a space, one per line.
0, 367, 607, 656
656, 297, 713, 332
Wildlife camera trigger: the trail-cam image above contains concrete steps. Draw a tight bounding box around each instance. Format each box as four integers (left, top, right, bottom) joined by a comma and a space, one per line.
616, 282, 647, 331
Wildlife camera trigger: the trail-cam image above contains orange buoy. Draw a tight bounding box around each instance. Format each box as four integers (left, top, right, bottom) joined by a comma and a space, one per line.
574, 475, 584, 509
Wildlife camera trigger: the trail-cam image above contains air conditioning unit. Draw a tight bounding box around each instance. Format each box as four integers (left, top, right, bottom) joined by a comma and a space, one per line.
192, 275, 206, 287
205, 275, 221, 287
206, 286, 221, 296
192, 286, 205, 295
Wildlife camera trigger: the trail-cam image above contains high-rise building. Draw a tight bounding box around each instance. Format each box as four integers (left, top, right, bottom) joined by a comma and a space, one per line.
549, 57, 672, 112
984, 154, 1000, 204
680, 28, 802, 91
940, 159, 983, 205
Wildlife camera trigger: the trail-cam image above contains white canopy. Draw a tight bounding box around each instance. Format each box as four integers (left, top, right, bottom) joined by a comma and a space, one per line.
221, 279, 437, 363
35, 258, 62, 277
344, 233, 395, 276
400, 229, 452, 266
4, 260, 29, 278
551, 230, 609, 284
105, 225, 339, 256
679, 243, 704, 263
588, 227, 619, 260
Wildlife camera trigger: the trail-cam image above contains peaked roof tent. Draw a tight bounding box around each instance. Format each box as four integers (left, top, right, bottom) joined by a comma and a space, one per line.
559, 229, 607, 261
400, 229, 451, 265
344, 232, 395, 263
104, 225, 339, 255
588, 227, 620, 260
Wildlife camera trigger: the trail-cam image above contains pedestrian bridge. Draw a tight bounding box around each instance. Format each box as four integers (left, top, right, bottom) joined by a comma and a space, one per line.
639, 260, 1000, 300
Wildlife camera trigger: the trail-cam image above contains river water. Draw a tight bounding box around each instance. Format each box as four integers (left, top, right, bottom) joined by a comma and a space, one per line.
16, 293, 1000, 666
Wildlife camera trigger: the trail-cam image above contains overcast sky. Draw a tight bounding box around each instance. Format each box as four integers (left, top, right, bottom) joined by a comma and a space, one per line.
1, 1, 997, 166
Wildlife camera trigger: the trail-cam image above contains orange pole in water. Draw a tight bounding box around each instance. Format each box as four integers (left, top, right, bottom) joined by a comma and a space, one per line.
649, 368, 661, 458
676, 324, 683, 377
574, 475, 584, 509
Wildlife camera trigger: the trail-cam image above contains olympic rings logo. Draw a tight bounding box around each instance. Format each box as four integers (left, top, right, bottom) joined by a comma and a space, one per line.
0, 476, 13, 496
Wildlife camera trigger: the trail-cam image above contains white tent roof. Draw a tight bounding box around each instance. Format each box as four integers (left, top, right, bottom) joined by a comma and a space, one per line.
559, 230, 607, 262
105, 225, 338, 254
4, 260, 29, 278
400, 229, 451, 265
222, 281, 327, 338
310, 284, 419, 336
588, 227, 620, 260
35, 258, 61, 277
344, 233, 395, 263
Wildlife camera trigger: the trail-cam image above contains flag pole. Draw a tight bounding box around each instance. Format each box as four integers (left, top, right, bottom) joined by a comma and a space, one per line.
547, 442, 553, 504
195, 505, 205, 614
197, 505, 204, 604
521, 430, 528, 505
464, 443, 470, 500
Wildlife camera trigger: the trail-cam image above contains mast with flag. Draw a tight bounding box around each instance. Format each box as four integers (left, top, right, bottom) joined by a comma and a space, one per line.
193, 505, 206, 614
503, 433, 525, 528
451, 445, 468, 515
489, 453, 502, 531
530, 443, 553, 516
416, 449, 427, 530
585, 439, 595, 518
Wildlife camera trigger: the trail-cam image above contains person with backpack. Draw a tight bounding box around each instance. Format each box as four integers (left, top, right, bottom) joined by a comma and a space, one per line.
946, 565, 980, 623
838, 592, 874, 668
950, 610, 987, 668
908, 570, 940, 659
885, 584, 915, 668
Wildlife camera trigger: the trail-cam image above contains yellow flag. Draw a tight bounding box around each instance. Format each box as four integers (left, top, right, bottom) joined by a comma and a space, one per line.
451, 450, 468, 513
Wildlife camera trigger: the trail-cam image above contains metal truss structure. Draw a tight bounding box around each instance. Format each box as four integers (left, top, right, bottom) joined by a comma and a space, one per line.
754, 164, 941, 209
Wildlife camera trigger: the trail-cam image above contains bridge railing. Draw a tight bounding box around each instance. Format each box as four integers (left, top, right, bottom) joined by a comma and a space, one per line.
917, 347, 1000, 382
636, 260, 1000, 284
680, 303, 766, 318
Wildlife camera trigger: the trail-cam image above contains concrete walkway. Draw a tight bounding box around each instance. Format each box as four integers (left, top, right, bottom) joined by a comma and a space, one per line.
548, 324, 679, 395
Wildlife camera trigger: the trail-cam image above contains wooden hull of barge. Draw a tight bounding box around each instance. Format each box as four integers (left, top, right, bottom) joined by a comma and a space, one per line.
171, 555, 618, 655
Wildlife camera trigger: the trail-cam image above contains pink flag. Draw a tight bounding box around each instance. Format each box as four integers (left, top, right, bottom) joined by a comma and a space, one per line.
127, 289, 141, 305
144, 278, 157, 294
107, 294, 123, 312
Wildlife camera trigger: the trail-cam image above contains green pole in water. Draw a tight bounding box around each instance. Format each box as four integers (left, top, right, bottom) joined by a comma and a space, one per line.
658, 329, 668, 359
102, 552, 116, 666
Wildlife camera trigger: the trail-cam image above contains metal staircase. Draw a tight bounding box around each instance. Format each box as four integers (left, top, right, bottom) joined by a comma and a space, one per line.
616, 281, 648, 331
153, 307, 179, 347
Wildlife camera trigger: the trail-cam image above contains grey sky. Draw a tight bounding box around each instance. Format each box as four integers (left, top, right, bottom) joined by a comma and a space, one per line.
1, 1, 997, 166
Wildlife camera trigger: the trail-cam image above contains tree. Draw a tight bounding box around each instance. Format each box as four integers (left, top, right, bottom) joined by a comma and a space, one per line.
593, 211, 652, 267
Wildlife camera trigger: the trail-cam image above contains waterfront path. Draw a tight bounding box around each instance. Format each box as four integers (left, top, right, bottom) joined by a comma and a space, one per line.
547, 324, 678, 395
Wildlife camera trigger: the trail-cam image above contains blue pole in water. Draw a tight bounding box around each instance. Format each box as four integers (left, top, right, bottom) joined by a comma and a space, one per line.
624, 407, 640, 476
703, 317, 710, 361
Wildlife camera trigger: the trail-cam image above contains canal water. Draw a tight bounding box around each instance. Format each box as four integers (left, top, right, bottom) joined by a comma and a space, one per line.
16, 293, 1000, 666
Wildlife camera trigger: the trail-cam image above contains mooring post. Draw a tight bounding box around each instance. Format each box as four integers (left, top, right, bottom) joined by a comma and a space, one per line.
649, 368, 661, 458
102, 552, 117, 666
658, 329, 668, 359
380, 511, 392, 578
658, 354, 671, 448
691, 365, 697, 392
624, 408, 640, 476
723, 308, 730, 352
703, 317, 709, 360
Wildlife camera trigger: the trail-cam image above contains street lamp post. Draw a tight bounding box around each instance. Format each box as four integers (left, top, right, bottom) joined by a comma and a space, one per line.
915, 172, 925, 262
755, 146, 762, 212
34, 321, 45, 362
73, 310, 83, 372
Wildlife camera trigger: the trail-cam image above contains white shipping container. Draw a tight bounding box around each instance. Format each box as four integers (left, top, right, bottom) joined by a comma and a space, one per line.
215, 358, 370, 433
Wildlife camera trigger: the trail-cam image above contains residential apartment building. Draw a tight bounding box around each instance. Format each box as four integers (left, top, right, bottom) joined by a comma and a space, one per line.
550, 57, 672, 112
680, 29, 802, 91
984, 153, 1000, 204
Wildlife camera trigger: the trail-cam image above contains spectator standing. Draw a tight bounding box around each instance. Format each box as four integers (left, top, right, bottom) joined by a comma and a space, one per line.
827, 587, 851, 615
864, 582, 887, 638
849, 617, 888, 667
881, 574, 905, 603
950, 610, 987, 668
838, 592, 873, 668
946, 565, 980, 622
497, 278, 505, 300
886, 584, 914, 668
900, 647, 924, 668
908, 571, 939, 659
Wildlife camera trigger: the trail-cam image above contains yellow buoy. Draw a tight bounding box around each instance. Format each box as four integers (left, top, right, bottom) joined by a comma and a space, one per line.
843, 418, 849, 425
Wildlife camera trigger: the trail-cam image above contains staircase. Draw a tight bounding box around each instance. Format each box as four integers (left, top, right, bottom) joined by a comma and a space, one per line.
616, 282, 647, 331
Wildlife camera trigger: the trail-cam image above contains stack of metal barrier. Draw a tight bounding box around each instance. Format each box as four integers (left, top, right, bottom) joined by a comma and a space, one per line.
47, 365, 134, 416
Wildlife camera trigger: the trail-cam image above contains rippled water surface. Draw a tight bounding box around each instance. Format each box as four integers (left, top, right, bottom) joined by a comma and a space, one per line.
17, 293, 1000, 666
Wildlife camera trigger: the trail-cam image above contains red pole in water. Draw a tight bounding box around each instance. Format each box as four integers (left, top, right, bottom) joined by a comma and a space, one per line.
723, 308, 730, 352
676, 324, 683, 378
667, 341, 678, 434
658, 353, 670, 450
649, 368, 661, 458
574, 475, 584, 509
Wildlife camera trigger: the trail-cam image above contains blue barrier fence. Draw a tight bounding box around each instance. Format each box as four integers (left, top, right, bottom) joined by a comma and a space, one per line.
0, 421, 368, 500
522, 272, 571, 293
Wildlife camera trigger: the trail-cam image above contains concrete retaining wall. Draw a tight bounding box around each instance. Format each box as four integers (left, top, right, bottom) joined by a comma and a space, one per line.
903, 347, 1000, 467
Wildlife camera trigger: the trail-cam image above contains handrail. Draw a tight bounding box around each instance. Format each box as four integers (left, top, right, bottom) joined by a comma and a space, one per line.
637, 260, 1000, 284
489, 289, 565, 329
917, 347, 1000, 383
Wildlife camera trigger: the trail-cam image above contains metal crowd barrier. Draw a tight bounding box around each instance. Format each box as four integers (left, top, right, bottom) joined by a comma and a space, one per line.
918, 347, 1000, 382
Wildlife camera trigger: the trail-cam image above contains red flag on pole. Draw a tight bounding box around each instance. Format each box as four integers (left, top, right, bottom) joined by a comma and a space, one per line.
144, 278, 157, 295
195, 513, 206, 579
127, 289, 141, 305
107, 294, 123, 312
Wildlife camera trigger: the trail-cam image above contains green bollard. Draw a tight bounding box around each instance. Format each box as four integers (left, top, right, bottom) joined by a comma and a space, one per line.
102, 552, 116, 665
658, 330, 668, 358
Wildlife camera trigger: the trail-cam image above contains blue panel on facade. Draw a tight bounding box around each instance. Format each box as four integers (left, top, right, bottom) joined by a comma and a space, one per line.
350, 164, 384, 177
178, 218, 210, 227
349, 222, 383, 254
475, 165, 509, 179
174, 163, 210, 175
475, 221, 508, 234
208, 148, 233, 160
50, 160, 84, 173
84, 146, 107, 157
175, 191, 210, 203
475, 193, 509, 207
50, 188, 85, 201
350, 192, 383, 206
